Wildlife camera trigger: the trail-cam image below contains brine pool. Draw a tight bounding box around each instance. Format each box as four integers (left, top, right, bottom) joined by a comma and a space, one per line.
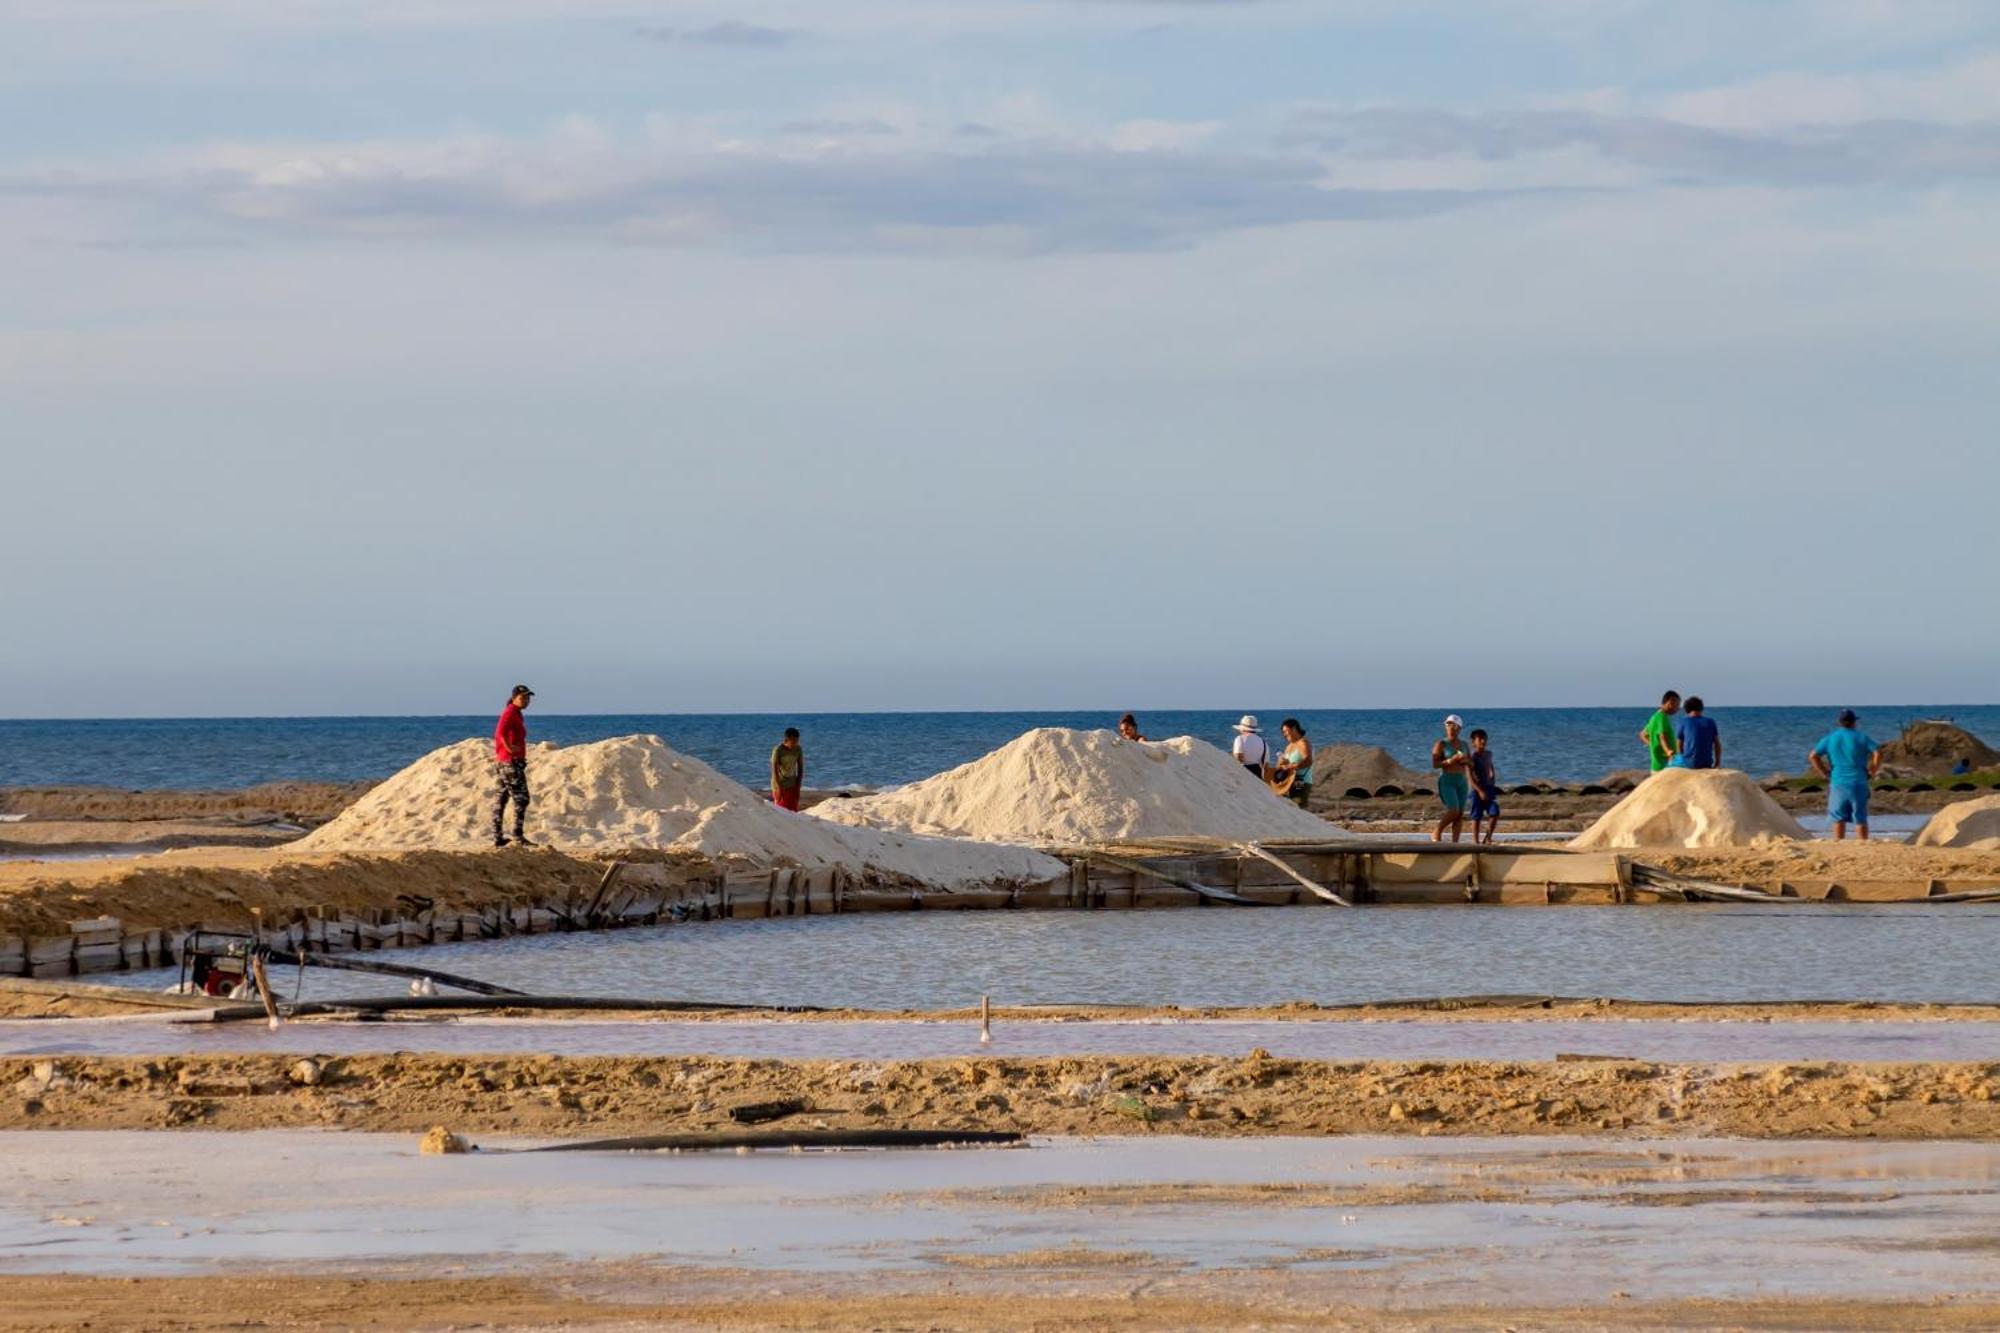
101, 902, 2000, 1009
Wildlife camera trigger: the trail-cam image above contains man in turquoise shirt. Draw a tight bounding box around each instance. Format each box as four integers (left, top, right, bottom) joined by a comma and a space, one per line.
1810, 709, 1881, 841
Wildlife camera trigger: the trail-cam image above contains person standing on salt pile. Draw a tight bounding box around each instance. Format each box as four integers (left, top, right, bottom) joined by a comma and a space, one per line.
1639, 690, 1682, 772
1272, 719, 1315, 808
770, 727, 805, 811
1675, 697, 1722, 770
1117, 713, 1148, 742
1232, 715, 1268, 779
491, 684, 534, 847
1431, 714, 1471, 843
1467, 728, 1501, 844
1811, 709, 1882, 841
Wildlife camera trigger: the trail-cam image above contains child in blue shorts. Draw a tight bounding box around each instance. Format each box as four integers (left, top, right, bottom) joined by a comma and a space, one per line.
1468, 728, 1501, 845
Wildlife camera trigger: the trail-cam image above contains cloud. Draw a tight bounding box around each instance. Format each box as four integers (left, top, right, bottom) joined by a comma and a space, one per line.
635, 21, 794, 49
1283, 106, 2000, 188
2, 125, 1503, 254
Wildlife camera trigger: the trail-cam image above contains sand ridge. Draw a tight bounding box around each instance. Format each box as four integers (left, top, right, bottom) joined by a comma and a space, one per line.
808, 727, 1339, 846
1571, 769, 1807, 849
293, 735, 1065, 889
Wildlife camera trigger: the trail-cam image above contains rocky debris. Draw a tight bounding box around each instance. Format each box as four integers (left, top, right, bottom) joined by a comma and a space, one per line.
419, 1124, 472, 1155
1879, 721, 2000, 778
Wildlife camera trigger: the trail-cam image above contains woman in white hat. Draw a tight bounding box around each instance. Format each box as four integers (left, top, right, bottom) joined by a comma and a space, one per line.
1431, 714, 1471, 843
1232, 715, 1269, 779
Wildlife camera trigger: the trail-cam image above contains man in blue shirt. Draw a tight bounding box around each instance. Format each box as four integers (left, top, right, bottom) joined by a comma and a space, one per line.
1674, 697, 1722, 769
1810, 709, 1882, 841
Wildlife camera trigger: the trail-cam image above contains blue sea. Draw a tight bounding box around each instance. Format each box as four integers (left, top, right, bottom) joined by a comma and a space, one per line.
1, 707, 1993, 794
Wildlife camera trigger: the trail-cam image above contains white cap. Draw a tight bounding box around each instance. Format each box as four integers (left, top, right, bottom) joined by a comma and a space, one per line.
1444, 714, 1463, 727
1235, 714, 1261, 732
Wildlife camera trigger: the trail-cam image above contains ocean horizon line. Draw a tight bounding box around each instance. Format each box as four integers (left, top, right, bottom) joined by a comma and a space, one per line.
4, 702, 1992, 725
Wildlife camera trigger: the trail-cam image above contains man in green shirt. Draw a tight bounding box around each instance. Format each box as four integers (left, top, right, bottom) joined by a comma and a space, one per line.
1639, 690, 1681, 772
771, 727, 805, 811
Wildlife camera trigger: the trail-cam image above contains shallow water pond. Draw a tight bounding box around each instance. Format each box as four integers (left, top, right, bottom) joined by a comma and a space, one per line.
107, 902, 2000, 1008
1, 1131, 1997, 1307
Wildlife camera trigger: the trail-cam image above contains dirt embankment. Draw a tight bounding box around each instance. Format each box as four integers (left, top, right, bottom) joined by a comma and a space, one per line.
1645, 841, 2000, 887
0, 782, 372, 825
6, 1052, 1995, 1139
0, 845, 685, 938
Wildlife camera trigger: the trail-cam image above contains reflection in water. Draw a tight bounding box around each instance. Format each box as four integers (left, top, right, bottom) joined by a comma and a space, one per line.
105, 902, 2000, 1009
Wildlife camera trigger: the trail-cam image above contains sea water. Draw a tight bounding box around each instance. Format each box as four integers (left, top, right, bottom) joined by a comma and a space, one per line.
3, 705, 1994, 791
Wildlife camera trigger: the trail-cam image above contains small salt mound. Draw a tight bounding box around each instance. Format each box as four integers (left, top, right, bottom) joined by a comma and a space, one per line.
1913, 795, 2000, 850
293, 736, 1064, 889
1569, 768, 1807, 849
807, 727, 1337, 846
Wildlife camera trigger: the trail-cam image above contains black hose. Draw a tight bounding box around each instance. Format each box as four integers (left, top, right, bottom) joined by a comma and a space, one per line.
199, 994, 827, 1023
519, 1128, 1023, 1153
265, 949, 528, 997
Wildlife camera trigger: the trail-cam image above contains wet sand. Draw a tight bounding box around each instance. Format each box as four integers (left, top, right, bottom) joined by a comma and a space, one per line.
5, 1050, 1995, 1137
10, 1014, 2000, 1063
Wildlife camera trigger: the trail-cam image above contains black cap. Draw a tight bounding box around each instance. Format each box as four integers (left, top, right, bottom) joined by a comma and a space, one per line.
1838, 708, 1857, 725
513, 684, 535, 698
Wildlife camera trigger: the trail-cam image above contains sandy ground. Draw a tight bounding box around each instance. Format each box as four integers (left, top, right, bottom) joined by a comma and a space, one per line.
0, 819, 303, 855
0, 782, 370, 825
4, 1051, 1995, 1137
5, 1271, 1995, 1331
1646, 840, 2000, 885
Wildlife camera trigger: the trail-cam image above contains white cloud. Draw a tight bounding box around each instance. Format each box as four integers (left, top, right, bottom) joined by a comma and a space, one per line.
2, 119, 1491, 254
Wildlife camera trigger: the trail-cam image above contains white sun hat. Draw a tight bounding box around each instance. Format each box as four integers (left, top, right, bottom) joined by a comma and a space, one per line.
1444, 714, 1464, 727
1234, 714, 1261, 732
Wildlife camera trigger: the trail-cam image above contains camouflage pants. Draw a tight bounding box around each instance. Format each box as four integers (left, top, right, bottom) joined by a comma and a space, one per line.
492, 760, 529, 839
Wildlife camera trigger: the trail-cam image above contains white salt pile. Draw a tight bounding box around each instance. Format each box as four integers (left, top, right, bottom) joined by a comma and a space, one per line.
806, 727, 1337, 846
1913, 795, 2000, 850
1569, 768, 1807, 850
292, 736, 1065, 889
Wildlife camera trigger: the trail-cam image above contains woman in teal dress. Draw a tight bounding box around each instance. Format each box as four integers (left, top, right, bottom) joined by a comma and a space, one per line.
1431, 714, 1471, 843
1272, 718, 1315, 808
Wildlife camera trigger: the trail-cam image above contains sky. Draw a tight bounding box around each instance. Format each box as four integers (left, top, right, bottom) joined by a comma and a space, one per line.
3, 0, 1997, 717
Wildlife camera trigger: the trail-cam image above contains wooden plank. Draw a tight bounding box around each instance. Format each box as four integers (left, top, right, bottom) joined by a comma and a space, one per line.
1238, 843, 1352, 907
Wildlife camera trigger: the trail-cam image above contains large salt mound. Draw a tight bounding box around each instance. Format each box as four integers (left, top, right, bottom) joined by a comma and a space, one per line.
292, 736, 1064, 889
1569, 768, 1807, 849
806, 727, 1337, 846
1913, 795, 2000, 850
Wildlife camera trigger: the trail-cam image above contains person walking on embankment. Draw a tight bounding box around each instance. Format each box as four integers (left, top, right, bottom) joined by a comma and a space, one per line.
492, 684, 534, 847
1811, 709, 1882, 841
771, 727, 805, 811
1432, 714, 1471, 843
1467, 728, 1501, 845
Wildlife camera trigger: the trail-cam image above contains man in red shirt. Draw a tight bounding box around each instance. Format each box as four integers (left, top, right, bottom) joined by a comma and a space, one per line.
492, 685, 534, 847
